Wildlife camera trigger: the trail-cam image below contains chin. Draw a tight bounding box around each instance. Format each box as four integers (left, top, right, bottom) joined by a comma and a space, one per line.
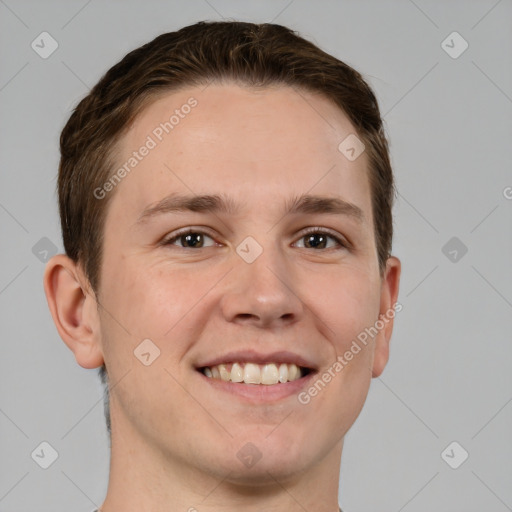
227, 437, 312, 484
222, 457, 307, 487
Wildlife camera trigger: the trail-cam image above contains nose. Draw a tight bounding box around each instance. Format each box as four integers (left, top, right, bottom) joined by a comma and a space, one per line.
219, 242, 305, 329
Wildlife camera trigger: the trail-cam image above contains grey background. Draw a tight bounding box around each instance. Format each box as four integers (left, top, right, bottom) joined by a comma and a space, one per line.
1, 0, 511, 511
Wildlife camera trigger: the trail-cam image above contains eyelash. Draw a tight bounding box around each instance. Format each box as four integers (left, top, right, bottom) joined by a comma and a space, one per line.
162, 227, 349, 251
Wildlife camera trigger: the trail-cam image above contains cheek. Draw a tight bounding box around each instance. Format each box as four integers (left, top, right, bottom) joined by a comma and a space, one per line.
309, 265, 381, 347
102, 257, 223, 367
98, 260, 200, 431
102, 257, 180, 335
301, 269, 379, 434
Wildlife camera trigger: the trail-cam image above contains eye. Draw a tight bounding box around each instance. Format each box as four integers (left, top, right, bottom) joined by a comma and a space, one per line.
163, 229, 217, 249
162, 227, 348, 251
293, 228, 348, 250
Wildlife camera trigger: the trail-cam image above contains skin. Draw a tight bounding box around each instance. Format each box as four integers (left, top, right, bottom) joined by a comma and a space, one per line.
44, 83, 400, 512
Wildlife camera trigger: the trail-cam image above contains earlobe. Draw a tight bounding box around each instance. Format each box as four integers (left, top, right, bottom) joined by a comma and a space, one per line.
372, 256, 401, 378
43, 254, 104, 369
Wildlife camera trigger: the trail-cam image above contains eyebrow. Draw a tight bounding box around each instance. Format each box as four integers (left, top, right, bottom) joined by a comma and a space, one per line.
135, 192, 364, 224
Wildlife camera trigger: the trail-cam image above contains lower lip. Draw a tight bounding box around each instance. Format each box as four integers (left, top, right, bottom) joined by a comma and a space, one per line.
197, 370, 317, 403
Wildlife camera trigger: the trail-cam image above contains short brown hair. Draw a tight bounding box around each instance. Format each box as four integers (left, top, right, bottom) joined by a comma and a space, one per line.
57, 21, 395, 433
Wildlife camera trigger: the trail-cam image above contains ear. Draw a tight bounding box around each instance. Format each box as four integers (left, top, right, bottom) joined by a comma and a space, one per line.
372, 256, 401, 378
43, 254, 104, 369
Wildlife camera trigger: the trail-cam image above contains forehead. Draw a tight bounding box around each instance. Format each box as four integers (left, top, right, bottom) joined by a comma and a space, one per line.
109, 83, 372, 224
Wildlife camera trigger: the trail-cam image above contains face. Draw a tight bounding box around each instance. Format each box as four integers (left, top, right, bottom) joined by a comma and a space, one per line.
94, 83, 398, 485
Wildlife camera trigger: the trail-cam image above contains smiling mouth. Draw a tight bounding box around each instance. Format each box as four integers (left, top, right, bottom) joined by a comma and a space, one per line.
198, 362, 313, 385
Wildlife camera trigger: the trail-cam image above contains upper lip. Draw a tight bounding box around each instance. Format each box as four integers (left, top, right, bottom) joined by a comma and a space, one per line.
196, 350, 318, 370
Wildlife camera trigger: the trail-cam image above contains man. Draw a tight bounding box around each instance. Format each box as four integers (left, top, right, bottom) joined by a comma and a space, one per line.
44, 21, 400, 512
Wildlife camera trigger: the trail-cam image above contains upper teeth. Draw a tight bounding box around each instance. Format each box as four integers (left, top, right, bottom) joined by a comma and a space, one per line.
202, 362, 304, 385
